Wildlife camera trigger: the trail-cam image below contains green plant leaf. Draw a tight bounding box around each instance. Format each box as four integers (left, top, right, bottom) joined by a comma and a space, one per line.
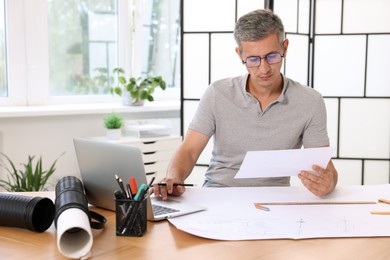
93, 67, 167, 103
94, 67, 108, 74
114, 87, 122, 96
130, 89, 139, 99
104, 112, 123, 129
26, 156, 34, 191
113, 67, 125, 74
160, 80, 166, 90
118, 76, 126, 85
0, 153, 64, 192
33, 156, 43, 191
0, 153, 18, 177
140, 90, 149, 100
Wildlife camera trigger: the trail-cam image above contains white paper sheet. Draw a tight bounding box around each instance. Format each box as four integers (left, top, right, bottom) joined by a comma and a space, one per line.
168, 185, 390, 240
235, 147, 336, 178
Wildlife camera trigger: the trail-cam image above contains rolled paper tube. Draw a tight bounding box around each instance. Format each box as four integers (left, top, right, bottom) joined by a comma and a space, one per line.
56, 207, 93, 259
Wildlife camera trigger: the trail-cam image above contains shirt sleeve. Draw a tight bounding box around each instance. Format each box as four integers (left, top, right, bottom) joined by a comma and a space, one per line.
188, 84, 216, 137
302, 93, 330, 148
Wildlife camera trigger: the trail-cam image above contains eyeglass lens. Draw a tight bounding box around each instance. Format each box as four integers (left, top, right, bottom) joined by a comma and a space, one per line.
245, 53, 282, 67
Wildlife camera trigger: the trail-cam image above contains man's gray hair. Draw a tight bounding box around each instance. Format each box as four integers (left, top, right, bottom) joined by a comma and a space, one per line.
234, 9, 285, 51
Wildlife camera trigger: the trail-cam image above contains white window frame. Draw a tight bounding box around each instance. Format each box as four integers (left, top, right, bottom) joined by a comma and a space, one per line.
1, 0, 179, 107
2, 0, 27, 106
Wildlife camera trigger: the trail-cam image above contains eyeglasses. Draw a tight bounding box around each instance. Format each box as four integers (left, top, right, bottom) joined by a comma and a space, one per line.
242, 52, 284, 68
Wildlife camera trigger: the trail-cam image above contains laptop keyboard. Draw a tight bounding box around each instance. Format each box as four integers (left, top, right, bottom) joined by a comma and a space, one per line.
153, 204, 180, 216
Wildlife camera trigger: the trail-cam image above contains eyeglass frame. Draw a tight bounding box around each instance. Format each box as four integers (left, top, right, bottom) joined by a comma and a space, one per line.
241, 52, 285, 68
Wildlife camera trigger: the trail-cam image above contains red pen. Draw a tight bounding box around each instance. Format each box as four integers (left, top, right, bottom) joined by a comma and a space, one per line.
129, 177, 138, 196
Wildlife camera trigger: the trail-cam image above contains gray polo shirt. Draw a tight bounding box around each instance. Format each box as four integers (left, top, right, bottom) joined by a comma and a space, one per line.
189, 74, 330, 187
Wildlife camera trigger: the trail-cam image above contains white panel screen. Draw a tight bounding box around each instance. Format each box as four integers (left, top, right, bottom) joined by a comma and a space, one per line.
183, 34, 210, 99
183, 100, 198, 132
187, 166, 208, 187
285, 34, 309, 85
339, 99, 390, 159
274, 0, 298, 33
182, 0, 390, 186
183, 100, 213, 165
210, 33, 246, 82
324, 98, 339, 150
315, 0, 342, 34
298, 0, 310, 34
333, 159, 362, 185
183, 0, 236, 32
314, 35, 366, 97
366, 34, 390, 97
344, 0, 390, 33
237, 0, 264, 18
364, 161, 390, 184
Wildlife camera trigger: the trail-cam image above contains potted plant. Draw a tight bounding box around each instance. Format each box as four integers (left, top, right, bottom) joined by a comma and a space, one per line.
104, 112, 123, 139
0, 152, 63, 191
94, 67, 167, 106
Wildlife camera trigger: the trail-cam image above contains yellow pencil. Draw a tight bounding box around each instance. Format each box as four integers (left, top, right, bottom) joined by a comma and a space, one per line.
254, 203, 270, 211
378, 198, 390, 204
370, 211, 390, 215
255, 201, 376, 205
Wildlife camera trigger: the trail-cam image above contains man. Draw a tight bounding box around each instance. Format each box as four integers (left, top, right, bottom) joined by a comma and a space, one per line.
153, 9, 338, 200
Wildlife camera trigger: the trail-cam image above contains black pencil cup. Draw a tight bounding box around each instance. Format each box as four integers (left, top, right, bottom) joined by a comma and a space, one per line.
115, 198, 147, 237
0, 193, 55, 232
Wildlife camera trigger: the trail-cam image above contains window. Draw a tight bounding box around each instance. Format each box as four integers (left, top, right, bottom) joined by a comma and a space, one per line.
0, 0, 6, 98
48, 0, 118, 96
1, 0, 180, 106
134, 0, 181, 89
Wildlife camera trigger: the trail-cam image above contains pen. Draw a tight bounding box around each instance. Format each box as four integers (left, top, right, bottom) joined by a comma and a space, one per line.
134, 183, 148, 201
129, 177, 138, 196
126, 183, 133, 199
115, 174, 128, 198
148, 176, 156, 187
146, 177, 155, 194
114, 190, 125, 200
157, 183, 196, 187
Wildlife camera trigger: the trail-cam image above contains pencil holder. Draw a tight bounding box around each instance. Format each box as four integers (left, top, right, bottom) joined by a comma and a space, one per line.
115, 198, 147, 237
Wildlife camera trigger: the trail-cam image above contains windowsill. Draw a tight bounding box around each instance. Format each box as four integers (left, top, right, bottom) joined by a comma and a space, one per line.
0, 101, 181, 118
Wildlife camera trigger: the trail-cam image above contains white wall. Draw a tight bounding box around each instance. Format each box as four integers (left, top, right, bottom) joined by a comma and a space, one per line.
0, 105, 180, 190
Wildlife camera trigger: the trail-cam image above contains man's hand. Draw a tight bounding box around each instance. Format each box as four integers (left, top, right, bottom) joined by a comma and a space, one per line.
150, 177, 186, 201
298, 161, 338, 196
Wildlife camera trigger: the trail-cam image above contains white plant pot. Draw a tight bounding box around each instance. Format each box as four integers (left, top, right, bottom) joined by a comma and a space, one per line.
106, 129, 121, 140
130, 99, 145, 106
122, 92, 144, 106
121, 92, 132, 106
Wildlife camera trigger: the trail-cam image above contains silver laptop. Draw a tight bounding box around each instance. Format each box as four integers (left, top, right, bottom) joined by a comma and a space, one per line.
73, 137, 206, 221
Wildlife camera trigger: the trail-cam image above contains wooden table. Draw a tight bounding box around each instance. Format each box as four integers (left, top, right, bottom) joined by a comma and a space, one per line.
1, 192, 390, 260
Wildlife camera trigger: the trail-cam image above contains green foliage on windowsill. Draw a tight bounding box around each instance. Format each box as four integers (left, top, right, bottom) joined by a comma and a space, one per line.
94, 67, 167, 105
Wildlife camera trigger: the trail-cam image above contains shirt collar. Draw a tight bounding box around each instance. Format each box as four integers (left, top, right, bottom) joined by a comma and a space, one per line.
242, 73, 288, 103
277, 74, 288, 103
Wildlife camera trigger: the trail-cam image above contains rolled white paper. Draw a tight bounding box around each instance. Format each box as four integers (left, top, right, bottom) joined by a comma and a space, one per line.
56, 208, 93, 259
